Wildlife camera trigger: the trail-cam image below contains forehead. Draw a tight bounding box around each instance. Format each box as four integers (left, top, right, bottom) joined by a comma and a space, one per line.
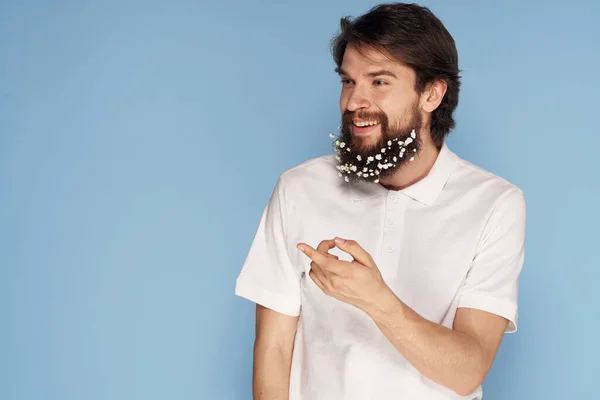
340, 43, 414, 78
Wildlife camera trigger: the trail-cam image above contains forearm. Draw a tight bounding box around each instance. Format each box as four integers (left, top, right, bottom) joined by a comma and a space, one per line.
366, 291, 487, 396
253, 342, 292, 400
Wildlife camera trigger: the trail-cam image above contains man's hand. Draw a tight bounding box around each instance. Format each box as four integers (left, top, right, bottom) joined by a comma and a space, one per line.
297, 237, 390, 313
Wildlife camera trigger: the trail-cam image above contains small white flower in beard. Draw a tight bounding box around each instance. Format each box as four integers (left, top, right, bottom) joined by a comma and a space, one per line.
340, 142, 346, 148
410, 156, 415, 161
374, 179, 380, 183
381, 148, 386, 153
375, 154, 382, 160
388, 140, 392, 146
413, 148, 417, 152
393, 156, 397, 162
404, 137, 413, 145
329, 133, 335, 139
411, 129, 416, 139
357, 155, 362, 161
344, 176, 350, 182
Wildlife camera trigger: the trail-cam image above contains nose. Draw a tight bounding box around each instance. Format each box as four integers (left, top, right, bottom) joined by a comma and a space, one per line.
344, 86, 371, 112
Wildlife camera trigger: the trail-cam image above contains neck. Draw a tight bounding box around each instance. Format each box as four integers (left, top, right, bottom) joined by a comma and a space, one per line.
379, 136, 441, 191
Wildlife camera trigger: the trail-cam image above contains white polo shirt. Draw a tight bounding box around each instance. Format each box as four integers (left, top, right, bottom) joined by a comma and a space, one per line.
235, 143, 526, 400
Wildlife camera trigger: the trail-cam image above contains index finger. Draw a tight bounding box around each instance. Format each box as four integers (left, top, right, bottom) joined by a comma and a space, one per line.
298, 243, 347, 275
297, 243, 330, 266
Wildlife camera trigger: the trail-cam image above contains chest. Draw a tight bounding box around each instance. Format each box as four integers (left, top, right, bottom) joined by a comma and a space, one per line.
289, 191, 483, 324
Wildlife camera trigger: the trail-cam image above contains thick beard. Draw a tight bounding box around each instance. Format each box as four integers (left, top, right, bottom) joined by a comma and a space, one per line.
333, 106, 423, 183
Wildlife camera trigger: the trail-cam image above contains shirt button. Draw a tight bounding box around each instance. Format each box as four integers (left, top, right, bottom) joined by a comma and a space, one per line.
386, 246, 394, 253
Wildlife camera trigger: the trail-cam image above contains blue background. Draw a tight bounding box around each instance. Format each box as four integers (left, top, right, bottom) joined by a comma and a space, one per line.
2, 0, 599, 399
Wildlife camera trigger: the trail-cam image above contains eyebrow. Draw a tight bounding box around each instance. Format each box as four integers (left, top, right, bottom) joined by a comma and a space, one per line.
335, 67, 398, 79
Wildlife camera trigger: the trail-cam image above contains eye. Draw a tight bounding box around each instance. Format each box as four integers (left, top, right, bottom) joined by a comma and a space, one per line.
340, 79, 353, 86
373, 79, 387, 86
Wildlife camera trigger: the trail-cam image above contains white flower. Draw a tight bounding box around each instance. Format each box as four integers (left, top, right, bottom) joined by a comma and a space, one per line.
387, 140, 392, 146
340, 142, 346, 148
374, 179, 380, 183
375, 154, 382, 160
344, 176, 349, 182
411, 129, 416, 139
393, 156, 397, 162
329, 133, 335, 139
357, 155, 362, 161
410, 156, 415, 161
367, 156, 374, 162
405, 137, 413, 145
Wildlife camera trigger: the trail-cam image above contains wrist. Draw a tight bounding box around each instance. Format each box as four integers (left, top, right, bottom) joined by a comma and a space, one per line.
365, 286, 406, 323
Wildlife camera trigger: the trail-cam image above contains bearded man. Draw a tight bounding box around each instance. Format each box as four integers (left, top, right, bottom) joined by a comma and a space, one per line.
235, 3, 527, 399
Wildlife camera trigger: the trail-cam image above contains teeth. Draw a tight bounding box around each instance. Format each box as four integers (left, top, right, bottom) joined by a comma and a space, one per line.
354, 120, 379, 127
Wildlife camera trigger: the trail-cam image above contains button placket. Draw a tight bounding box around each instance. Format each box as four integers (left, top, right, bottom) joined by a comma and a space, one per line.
379, 192, 408, 281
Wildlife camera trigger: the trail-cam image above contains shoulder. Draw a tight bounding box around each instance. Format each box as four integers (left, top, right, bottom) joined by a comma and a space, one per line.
276, 154, 342, 196
450, 151, 525, 210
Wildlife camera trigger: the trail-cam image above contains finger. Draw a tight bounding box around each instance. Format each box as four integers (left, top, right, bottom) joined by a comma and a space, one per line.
333, 237, 374, 267
299, 243, 348, 275
297, 243, 330, 267
317, 239, 339, 260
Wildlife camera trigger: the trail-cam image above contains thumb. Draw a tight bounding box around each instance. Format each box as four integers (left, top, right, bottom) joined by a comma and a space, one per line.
334, 237, 373, 267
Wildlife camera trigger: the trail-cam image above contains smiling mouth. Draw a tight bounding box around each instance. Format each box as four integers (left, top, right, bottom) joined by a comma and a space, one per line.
352, 120, 380, 137
353, 120, 380, 127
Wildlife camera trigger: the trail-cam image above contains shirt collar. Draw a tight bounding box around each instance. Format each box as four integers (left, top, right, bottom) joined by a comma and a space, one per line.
348, 142, 457, 206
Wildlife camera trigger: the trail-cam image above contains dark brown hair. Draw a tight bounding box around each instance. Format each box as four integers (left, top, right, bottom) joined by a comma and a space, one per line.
331, 2, 461, 146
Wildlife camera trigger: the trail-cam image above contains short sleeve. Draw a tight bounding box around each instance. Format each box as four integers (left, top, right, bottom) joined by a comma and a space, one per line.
458, 187, 527, 333
234, 177, 302, 316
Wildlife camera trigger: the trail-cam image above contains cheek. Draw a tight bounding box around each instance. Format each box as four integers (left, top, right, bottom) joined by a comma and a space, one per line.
371, 91, 393, 114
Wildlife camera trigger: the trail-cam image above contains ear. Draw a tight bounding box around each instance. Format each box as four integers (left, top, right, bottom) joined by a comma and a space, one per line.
420, 80, 447, 113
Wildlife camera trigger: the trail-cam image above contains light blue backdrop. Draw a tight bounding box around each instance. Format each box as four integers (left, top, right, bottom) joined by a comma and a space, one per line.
2, 0, 599, 399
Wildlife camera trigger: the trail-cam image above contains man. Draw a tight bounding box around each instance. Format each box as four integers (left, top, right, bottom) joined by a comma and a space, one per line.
235, 3, 526, 399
